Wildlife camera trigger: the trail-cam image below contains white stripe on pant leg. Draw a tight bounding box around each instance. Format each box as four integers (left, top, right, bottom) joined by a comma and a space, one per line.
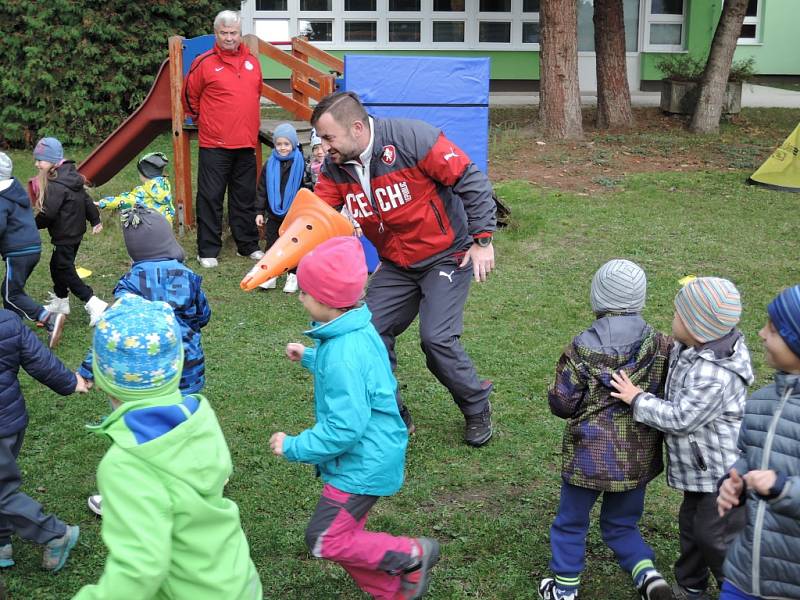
4, 257, 38, 321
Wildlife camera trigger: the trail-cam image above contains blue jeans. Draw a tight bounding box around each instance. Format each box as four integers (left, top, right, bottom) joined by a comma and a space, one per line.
549, 482, 655, 581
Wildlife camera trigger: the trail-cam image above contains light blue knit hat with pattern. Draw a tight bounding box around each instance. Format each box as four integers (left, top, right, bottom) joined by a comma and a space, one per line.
92, 294, 183, 400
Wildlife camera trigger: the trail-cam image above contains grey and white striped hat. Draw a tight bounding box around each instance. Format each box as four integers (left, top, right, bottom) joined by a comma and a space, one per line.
590, 259, 647, 314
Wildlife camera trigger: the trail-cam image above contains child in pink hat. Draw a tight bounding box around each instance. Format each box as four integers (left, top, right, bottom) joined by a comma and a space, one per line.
269, 236, 440, 599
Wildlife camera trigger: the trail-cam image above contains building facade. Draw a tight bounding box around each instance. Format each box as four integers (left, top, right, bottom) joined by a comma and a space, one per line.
239, 0, 799, 92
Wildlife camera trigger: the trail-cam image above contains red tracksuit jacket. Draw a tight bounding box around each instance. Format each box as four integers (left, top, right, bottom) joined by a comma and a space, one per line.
182, 43, 262, 149
314, 117, 496, 269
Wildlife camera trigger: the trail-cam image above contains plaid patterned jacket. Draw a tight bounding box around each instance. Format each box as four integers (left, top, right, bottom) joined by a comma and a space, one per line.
548, 315, 672, 492
633, 330, 754, 493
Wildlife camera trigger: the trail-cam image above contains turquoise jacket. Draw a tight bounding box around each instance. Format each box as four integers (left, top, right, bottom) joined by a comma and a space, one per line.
283, 305, 408, 496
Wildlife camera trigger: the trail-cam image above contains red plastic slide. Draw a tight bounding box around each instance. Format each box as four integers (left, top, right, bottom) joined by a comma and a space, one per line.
78, 59, 173, 187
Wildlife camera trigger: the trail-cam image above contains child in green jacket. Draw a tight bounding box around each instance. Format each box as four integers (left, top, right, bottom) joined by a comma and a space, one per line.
73, 294, 261, 600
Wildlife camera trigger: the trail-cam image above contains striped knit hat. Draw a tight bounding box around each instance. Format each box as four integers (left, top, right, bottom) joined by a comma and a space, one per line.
590, 259, 647, 314
767, 285, 800, 358
674, 277, 741, 343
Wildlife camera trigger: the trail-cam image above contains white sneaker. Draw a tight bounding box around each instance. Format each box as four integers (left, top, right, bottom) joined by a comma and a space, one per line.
43, 292, 70, 315
85, 296, 108, 326
283, 273, 298, 293
87, 494, 102, 517
238, 250, 265, 260
197, 256, 218, 268
259, 277, 277, 290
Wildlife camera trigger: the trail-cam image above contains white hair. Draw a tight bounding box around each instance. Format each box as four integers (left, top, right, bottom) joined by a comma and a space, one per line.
214, 10, 241, 31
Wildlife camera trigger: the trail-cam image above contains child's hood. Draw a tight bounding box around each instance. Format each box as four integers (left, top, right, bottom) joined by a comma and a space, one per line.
50, 161, 85, 192
573, 314, 670, 387
692, 329, 755, 386
0, 178, 31, 209
90, 394, 232, 494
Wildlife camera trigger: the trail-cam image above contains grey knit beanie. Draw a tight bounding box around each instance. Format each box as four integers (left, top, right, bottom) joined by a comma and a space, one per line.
0, 152, 12, 180
121, 206, 185, 263
590, 259, 647, 314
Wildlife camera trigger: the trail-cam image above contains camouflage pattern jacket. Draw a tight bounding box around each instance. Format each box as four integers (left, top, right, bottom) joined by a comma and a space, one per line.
548, 315, 672, 492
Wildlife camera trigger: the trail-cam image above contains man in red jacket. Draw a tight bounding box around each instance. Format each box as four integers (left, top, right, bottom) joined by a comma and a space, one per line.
311, 91, 497, 447
183, 10, 264, 268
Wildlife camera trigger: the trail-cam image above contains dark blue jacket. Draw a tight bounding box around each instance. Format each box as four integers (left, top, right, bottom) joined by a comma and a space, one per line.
0, 178, 41, 258
0, 309, 76, 437
80, 259, 211, 394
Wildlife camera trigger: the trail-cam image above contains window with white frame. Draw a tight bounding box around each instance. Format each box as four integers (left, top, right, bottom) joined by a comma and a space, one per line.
250, 0, 540, 50
643, 0, 685, 51
738, 0, 761, 44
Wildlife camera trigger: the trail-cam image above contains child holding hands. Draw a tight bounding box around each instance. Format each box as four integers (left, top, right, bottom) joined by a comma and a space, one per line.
716, 285, 800, 600
612, 277, 754, 600
269, 236, 439, 600
0, 308, 87, 573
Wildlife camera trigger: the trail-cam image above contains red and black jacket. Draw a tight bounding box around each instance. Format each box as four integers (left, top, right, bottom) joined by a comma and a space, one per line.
314, 117, 496, 269
182, 43, 262, 149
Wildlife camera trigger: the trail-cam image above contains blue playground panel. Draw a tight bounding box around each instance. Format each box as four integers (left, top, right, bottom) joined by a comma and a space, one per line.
343, 55, 490, 271
343, 55, 490, 173
181, 35, 216, 78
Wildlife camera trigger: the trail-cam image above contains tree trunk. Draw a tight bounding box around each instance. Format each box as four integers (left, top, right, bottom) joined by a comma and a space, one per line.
594, 0, 634, 129
689, 0, 749, 133
539, 0, 583, 139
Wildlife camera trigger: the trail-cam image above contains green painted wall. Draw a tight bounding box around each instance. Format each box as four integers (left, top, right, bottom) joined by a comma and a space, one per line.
259, 0, 796, 84
261, 50, 539, 80
734, 0, 800, 75
641, 0, 799, 81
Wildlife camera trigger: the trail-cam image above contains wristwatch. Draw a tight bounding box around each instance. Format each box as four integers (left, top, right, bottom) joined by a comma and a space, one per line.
474, 235, 493, 248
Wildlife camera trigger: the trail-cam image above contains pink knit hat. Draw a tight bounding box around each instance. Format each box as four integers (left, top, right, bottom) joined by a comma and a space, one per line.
297, 237, 367, 308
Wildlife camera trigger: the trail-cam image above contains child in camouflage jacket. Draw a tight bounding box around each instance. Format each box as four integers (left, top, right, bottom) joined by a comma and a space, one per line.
539, 260, 673, 600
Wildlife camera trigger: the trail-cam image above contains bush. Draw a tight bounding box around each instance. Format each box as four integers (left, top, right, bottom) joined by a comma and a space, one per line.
655, 54, 756, 83
0, 0, 229, 148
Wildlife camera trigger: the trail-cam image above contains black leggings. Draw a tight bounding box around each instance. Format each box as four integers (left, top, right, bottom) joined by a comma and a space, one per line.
50, 243, 93, 302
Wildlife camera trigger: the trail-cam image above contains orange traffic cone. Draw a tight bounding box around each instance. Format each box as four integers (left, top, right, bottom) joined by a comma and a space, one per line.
240, 189, 355, 291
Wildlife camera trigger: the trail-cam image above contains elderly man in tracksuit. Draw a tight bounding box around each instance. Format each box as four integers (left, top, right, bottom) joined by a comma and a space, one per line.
182, 10, 263, 268
311, 91, 497, 447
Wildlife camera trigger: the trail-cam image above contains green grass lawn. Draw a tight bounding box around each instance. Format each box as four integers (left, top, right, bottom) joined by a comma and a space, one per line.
3, 108, 800, 598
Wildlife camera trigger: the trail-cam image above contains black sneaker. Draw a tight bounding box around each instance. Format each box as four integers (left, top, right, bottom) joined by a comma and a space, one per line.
671, 584, 711, 600
399, 403, 416, 435
464, 402, 492, 447
637, 572, 672, 600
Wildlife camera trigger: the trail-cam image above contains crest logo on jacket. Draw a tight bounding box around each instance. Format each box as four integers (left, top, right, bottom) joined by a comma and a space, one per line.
244, 60, 254, 71
381, 145, 396, 166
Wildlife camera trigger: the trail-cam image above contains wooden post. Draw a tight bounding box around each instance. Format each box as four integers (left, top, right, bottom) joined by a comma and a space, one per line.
168, 35, 194, 228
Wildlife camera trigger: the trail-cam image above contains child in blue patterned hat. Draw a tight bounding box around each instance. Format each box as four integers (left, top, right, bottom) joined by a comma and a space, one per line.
74, 294, 262, 600
540, 259, 673, 600
77, 205, 210, 516
612, 277, 754, 600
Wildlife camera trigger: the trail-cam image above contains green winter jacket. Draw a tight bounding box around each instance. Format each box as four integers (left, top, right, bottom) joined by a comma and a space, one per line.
73, 393, 262, 600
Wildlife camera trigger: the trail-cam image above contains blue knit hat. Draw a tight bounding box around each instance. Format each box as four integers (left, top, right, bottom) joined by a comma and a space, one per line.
0, 152, 12, 180
273, 123, 299, 149
768, 285, 800, 358
92, 294, 183, 400
33, 137, 64, 164
674, 277, 741, 343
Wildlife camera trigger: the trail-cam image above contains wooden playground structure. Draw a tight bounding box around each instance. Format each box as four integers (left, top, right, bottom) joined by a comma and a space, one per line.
168, 34, 343, 227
